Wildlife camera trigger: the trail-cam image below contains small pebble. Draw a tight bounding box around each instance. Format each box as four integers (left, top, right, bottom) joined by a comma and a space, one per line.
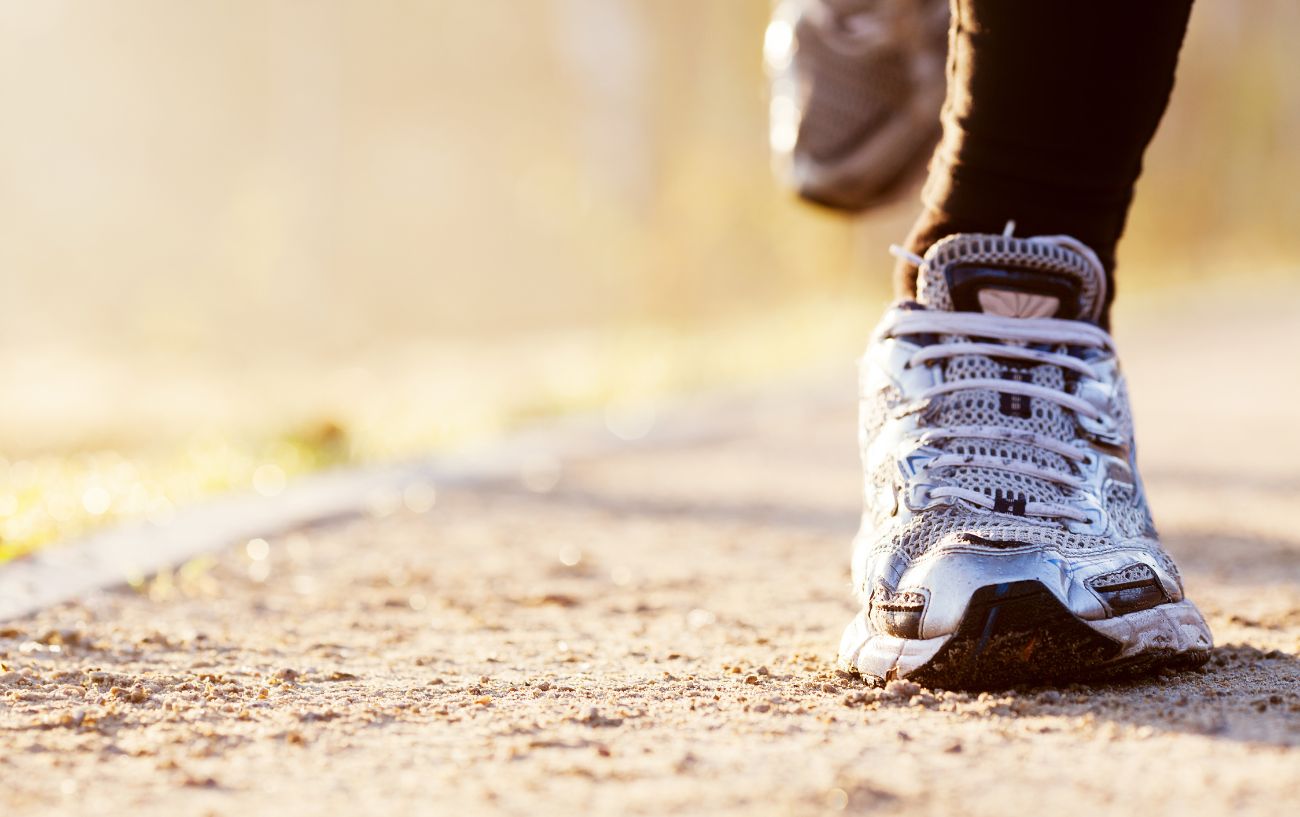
883, 679, 921, 700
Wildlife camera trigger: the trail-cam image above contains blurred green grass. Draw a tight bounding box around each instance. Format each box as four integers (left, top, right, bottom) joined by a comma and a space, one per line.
0, 296, 879, 560
0, 1, 1297, 558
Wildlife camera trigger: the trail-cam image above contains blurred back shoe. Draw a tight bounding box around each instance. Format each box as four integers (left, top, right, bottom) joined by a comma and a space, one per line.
764, 0, 948, 211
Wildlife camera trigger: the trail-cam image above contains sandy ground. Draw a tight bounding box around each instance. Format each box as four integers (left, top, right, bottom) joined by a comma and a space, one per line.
2, 288, 1298, 816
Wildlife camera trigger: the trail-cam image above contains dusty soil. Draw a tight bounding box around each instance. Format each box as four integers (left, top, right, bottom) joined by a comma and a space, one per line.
2, 290, 1298, 816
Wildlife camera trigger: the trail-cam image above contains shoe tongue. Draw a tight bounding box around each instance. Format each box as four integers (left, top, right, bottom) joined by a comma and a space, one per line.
915, 233, 1106, 324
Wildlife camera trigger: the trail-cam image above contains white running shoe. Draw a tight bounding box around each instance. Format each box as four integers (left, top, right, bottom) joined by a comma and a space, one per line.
764, 0, 948, 211
838, 229, 1213, 688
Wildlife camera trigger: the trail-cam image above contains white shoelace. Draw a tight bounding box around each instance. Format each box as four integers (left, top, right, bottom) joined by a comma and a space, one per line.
882, 231, 1116, 523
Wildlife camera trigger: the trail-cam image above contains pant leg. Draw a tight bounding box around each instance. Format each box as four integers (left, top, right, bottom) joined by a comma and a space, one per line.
898, 0, 1194, 319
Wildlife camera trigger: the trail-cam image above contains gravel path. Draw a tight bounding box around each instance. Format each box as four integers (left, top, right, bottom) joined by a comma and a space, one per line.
2, 289, 1298, 816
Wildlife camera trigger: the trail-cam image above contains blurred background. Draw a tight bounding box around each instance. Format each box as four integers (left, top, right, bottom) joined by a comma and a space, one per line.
1, 0, 1298, 556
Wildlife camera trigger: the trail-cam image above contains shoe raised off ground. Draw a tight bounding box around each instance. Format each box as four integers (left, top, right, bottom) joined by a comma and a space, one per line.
764, 0, 948, 211
838, 229, 1213, 688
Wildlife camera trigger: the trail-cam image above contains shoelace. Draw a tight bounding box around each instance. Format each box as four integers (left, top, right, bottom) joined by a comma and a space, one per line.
882, 231, 1117, 523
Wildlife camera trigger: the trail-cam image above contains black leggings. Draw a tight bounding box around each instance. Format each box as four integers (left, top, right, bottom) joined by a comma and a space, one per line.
900, 0, 1194, 318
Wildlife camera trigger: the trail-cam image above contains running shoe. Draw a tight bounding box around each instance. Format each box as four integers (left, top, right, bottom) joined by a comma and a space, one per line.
838, 229, 1213, 688
764, 0, 948, 211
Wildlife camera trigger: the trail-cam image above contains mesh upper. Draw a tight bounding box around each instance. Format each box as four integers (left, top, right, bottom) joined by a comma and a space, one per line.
926, 350, 1077, 511
860, 234, 1175, 581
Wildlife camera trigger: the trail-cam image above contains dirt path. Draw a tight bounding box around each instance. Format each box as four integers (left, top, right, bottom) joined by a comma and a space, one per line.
2, 288, 1298, 816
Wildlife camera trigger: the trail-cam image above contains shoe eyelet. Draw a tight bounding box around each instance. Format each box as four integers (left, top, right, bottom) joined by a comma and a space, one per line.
1078, 413, 1124, 447
903, 483, 936, 512
1064, 506, 1108, 535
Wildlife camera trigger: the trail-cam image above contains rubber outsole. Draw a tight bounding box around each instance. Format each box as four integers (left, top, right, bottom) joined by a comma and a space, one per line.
842, 579, 1211, 690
